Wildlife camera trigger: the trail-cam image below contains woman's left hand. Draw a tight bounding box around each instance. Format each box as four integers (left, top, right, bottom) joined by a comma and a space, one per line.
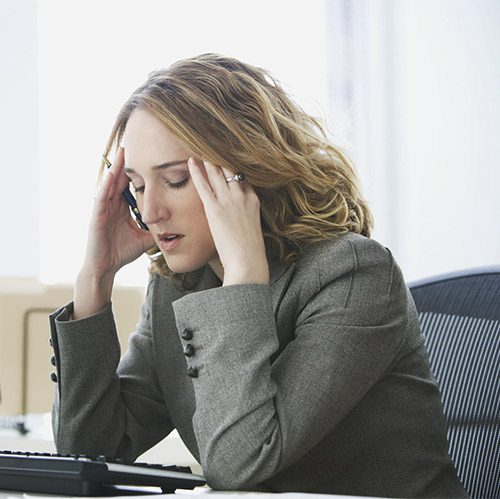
188, 158, 269, 286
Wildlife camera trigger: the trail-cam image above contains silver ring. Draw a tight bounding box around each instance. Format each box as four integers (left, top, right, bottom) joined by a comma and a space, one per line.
225, 173, 245, 183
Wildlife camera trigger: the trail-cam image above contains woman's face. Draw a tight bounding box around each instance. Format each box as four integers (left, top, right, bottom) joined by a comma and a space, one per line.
122, 108, 219, 275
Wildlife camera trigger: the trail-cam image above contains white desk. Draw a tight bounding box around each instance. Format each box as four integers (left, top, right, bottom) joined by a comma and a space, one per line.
0, 491, 370, 499
0, 415, 201, 475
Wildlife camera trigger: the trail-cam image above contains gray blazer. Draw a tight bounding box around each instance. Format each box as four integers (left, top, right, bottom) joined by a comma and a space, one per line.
49, 233, 467, 497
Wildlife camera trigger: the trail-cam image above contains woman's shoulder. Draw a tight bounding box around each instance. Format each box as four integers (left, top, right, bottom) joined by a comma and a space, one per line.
286, 233, 410, 327
282, 233, 406, 307
296, 232, 395, 276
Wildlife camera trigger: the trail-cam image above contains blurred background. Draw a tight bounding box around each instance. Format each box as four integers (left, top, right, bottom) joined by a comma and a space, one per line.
1, 0, 499, 286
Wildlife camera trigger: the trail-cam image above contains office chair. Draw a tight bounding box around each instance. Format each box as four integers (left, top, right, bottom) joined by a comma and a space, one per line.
409, 266, 500, 499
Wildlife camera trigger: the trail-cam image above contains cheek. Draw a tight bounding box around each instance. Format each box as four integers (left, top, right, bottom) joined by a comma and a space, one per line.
184, 192, 214, 243
183, 183, 207, 221
189, 200, 211, 234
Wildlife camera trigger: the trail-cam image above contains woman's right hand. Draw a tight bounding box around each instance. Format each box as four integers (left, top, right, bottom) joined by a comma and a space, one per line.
73, 147, 155, 319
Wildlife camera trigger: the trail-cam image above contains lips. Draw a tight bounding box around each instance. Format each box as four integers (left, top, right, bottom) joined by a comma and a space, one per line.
158, 232, 182, 241
157, 232, 184, 251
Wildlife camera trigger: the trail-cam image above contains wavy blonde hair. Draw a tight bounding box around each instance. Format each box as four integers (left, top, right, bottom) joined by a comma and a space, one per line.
102, 53, 373, 281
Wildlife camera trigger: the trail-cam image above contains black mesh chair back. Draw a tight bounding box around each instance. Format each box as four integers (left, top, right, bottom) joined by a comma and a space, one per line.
409, 266, 500, 499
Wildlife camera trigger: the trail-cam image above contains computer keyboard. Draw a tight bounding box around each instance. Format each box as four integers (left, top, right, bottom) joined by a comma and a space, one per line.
0, 450, 206, 495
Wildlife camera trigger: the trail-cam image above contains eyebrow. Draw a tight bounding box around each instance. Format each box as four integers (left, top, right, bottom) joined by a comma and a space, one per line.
124, 159, 189, 174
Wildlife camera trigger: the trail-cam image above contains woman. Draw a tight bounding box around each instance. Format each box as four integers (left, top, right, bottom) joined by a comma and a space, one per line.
49, 53, 466, 497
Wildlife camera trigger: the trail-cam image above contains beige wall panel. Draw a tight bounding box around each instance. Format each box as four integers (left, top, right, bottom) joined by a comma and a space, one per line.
0, 278, 144, 416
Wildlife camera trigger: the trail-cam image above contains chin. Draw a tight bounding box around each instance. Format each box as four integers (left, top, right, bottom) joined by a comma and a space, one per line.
163, 254, 206, 275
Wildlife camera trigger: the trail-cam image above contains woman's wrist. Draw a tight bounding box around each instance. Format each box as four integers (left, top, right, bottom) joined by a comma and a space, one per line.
73, 269, 115, 320
222, 262, 269, 286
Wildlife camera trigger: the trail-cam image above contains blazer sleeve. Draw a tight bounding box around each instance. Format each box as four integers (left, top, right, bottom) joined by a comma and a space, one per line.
50, 279, 173, 460
172, 237, 410, 489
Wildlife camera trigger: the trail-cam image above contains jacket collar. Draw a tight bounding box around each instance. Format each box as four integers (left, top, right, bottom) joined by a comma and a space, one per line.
194, 251, 292, 291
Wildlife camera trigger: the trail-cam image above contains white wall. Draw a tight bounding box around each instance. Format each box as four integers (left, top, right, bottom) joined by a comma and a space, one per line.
394, 0, 500, 281
0, 0, 38, 277
326, 0, 500, 282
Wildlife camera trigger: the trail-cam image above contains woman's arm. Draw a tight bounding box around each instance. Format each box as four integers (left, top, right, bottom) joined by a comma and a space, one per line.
51, 149, 166, 457
172, 238, 409, 489
50, 278, 174, 460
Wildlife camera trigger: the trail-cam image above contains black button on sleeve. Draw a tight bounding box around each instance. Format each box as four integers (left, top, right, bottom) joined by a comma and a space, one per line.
183, 344, 195, 357
49, 337, 53, 347
180, 328, 193, 340
50, 372, 58, 383
187, 366, 198, 378
50, 356, 56, 366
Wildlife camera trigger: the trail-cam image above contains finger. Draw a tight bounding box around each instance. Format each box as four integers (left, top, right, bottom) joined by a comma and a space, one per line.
109, 147, 130, 193
99, 169, 124, 207
219, 166, 234, 183
188, 158, 216, 204
108, 171, 117, 202
203, 160, 234, 196
107, 146, 124, 174
217, 164, 248, 191
95, 168, 116, 203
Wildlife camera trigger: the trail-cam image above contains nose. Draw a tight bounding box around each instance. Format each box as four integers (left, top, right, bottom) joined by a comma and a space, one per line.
139, 186, 171, 226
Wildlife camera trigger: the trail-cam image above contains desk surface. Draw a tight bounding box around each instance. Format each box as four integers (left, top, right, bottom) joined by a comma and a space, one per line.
0, 491, 371, 499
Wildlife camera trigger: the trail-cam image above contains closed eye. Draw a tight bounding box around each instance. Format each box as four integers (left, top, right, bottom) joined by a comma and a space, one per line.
167, 177, 189, 189
132, 177, 189, 194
